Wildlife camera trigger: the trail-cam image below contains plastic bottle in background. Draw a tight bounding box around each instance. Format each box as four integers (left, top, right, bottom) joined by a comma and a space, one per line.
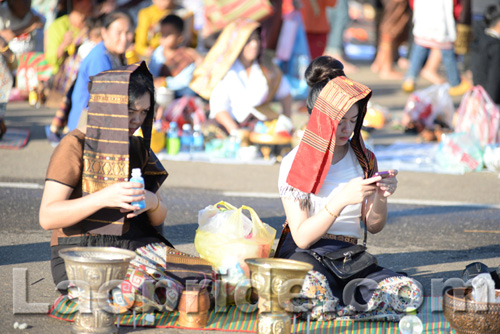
180, 123, 193, 153
167, 122, 180, 155
298, 55, 309, 81
191, 124, 204, 152
398, 308, 423, 334
130, 168, 146, 210
226, 129, 241, 159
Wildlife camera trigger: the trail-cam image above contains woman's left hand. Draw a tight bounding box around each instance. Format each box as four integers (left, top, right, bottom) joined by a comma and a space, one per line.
376, 169, 398, 197
123, 190, 158, 219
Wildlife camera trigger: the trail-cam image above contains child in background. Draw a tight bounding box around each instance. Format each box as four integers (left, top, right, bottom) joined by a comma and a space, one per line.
134, 0, 194, 59
401, 0, 470, 96
77, 16, 103, 59
149, 14, 201, 98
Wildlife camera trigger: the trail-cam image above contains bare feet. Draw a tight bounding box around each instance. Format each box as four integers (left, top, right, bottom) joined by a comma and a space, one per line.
397, 57, 409, 70
378, 69, 404, 80
421, 68, 445, 85
370, 61, 380, 74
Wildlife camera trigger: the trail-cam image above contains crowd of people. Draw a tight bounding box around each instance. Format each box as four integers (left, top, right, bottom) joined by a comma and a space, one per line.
1, 0, 499, 142
0, 0, 495, 325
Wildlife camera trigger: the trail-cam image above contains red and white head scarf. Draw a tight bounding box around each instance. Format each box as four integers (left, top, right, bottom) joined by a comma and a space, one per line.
286, 76, 376, 194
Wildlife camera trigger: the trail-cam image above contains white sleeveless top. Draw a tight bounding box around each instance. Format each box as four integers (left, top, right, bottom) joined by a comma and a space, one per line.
278, 144, 364, 238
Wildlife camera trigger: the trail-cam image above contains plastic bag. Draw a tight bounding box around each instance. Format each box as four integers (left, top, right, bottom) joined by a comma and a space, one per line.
471, 274, 496, 303
195, 201, 276, 272
402, 84, 454, 130
435, 132, 483, 174
454, 85, 500, 148
483, 144, 500, 175
195, 201, 276, 304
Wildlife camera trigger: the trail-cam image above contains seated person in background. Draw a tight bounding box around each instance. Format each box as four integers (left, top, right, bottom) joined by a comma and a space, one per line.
190, 19, 292, 135
66, 10, 133, 133
39, 62, 170, 293
46, 15, 103, 143
0, 0, 44, 55
0, 35, 17, 139
44, 0, 92, 75
134, 0, 194, 59
149, 14, 201, 99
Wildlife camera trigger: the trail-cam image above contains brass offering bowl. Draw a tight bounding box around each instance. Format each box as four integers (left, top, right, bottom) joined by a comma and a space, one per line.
443, 287, 500, 334
60, 247, 136, 334
245, 258, 313, 334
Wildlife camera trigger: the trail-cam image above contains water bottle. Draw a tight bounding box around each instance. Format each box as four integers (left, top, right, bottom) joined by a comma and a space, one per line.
399, 307, 423, 334
191, 124, 204, 152
166, 122, 180, 155
180, 123, 193, 153
298, 55, 309, 81
130, 168, 145, 210
226, 130, 241, 159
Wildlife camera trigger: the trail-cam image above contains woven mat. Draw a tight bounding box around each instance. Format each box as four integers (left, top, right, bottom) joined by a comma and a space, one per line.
0, 127, 30, 150
48, 296, 456, 333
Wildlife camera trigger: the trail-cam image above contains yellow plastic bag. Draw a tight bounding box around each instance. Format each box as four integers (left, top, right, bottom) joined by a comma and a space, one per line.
194, 201, 276, 275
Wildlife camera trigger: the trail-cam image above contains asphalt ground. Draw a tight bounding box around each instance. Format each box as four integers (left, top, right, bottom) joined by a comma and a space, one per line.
0, 64, 499, 333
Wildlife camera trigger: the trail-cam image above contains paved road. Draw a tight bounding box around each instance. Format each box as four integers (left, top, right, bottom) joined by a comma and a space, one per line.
0, 65, 499, 333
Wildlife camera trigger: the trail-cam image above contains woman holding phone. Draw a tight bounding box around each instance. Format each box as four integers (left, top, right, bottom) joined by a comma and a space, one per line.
276, 56, 422, 321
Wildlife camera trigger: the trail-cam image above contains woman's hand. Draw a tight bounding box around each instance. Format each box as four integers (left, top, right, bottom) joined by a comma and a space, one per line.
62, 31, 74, 48
374, 169, 398, 197
339, 176, 380, 206
95, 181, 145, 213
123, 190, 160, 219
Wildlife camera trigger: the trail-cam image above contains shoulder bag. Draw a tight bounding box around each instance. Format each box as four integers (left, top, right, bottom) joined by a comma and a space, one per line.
310, 216, 378, 283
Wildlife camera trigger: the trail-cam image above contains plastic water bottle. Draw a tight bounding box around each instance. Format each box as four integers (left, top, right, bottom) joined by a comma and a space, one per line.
166, 122, 180, 155
298, 55, 309, 81
399, 308, 423, 334
191, 124, 204, 152
180, 123, 193, 153
226, 130, 241, 158
130, 168, 145, 210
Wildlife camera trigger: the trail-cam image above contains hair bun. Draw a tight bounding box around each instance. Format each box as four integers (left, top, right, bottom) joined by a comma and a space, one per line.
305, 56, 345, 87
484, 4, 500, 27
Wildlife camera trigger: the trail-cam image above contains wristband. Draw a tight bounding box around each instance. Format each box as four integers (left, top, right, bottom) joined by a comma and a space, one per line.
0, 44, 9, 53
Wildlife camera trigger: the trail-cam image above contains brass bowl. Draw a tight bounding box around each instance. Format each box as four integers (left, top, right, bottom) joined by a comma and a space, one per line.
245, 258, 312, 313
443, 287, 500, 334
249, 132, 291, 146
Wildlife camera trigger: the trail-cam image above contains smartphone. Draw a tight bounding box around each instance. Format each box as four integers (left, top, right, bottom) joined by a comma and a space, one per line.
375, 171, 390, 179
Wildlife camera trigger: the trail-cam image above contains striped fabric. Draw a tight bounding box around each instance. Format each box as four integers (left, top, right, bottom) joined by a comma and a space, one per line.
287, 76, 374, 194
190, 19, 260, 101
80, 62, 165, 235
203, 0, 273, 35
16, 52, 52, 92
48, 296, 457, 333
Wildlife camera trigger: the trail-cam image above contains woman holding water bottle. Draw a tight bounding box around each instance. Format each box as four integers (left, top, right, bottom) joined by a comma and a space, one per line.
39, 62, 171, 293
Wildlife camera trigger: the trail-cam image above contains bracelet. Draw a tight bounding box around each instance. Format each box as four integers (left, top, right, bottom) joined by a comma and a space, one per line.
0, 44, 9, 53
324, 205, 338, 219
149, 193, 161, 213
